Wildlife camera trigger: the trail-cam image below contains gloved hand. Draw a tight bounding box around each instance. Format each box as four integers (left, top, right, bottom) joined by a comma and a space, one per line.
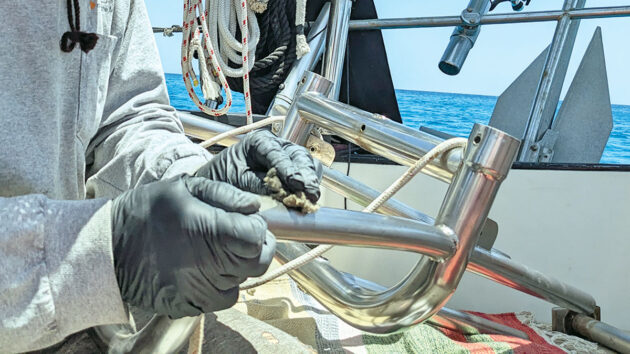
195, 130, 323, 203
111, 175, 275, 319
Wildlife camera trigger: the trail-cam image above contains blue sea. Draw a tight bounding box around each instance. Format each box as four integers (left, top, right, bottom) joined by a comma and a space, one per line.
165, 73, 630, 165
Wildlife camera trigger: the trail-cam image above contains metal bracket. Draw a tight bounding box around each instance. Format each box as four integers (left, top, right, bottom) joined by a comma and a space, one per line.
461, 8, 482, 27
552, 306, 601, 335
528, 129, 558, 163
306, 135, 336, 167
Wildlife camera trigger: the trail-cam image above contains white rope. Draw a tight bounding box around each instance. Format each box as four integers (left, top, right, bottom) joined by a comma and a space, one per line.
206, 0, 258, 77
295, 0, 310, 59
182, 0, 256, 123
239, 137, 468, 290
199, 116, 285, 148
182, 0, 233, 116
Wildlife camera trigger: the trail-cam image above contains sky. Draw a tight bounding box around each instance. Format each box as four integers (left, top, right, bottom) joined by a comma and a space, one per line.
146, 0, 630, 105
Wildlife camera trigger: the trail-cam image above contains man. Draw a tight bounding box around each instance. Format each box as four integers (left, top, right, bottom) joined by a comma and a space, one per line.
0, 0, 321, 352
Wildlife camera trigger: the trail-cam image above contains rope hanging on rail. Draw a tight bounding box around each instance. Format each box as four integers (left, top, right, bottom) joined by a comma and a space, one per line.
181, 0, 255, 123
226, 0, 301, 114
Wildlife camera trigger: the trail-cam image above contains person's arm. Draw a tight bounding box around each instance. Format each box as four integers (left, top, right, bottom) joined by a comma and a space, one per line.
86, 0, 211, 199
0, 196, 128, 353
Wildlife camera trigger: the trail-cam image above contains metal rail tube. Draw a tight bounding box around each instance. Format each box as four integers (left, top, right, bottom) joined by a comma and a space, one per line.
261, 206, 456, 260
468, 248, 597, 315
267, 4, 330, 117
346, 6, 630, 30
322, 167, 434, 224
519, 0, 586, 162
280, 72, 333, 145
297, 92, 464, 182
439, 0, 491, 75
274, 124, 519, 333
323, 0, 352, 99
152, 6, 630, 34
571, 314, 630, 353
433, 307, 529, 339
178, 111, 241, 146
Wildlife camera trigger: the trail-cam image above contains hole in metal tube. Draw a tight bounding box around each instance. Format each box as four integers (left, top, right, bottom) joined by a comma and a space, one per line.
360, 124, 366, 132
473, 135, 481, 145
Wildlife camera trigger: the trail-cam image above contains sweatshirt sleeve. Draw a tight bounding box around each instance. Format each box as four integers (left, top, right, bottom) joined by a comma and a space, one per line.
85, 0, 211, 199
0, 195, 128, 353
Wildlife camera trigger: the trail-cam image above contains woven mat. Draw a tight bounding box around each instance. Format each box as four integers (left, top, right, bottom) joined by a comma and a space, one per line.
233, 275, 607, 353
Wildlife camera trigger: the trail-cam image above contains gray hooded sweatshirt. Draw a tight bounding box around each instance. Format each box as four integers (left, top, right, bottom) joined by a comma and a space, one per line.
0, 0, 212, 351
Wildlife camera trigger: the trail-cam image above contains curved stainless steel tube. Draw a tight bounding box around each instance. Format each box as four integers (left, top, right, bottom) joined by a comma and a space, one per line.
297, 91, 464, 183
274, 124, 520, 333
261, 206, 457, 260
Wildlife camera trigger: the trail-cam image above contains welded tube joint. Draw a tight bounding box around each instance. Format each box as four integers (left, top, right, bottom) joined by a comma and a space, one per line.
280, 72, 333, 145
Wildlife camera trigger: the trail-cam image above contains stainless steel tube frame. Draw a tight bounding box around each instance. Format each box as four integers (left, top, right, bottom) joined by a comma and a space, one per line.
439, 0, 491, 75
323, 0, 352, 99
297, 91, 464, 182
267, 3, 330, 117
273, 124, 520, 333
179, 114, 597, 326
280, 72, 333, 145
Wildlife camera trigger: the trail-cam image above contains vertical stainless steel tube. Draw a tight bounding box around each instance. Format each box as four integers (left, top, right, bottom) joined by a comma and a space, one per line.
518, 0, 586, 161
267, 3, 331, 117
280, 72, 333, 145
439, 0, 491, 75
323, 0, 352, 99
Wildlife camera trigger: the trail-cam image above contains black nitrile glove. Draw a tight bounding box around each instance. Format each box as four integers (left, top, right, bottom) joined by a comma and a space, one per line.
111, 175, 275, 319
195, 130, 323, 203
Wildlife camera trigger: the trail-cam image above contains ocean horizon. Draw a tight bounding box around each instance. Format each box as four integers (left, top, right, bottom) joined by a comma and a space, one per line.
164, 73, 630, 165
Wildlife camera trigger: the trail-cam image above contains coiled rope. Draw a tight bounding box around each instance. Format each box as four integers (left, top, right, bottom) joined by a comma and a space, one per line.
182, 0, 254, 123
226, 0, 305, 113
182, 0, 310, 121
